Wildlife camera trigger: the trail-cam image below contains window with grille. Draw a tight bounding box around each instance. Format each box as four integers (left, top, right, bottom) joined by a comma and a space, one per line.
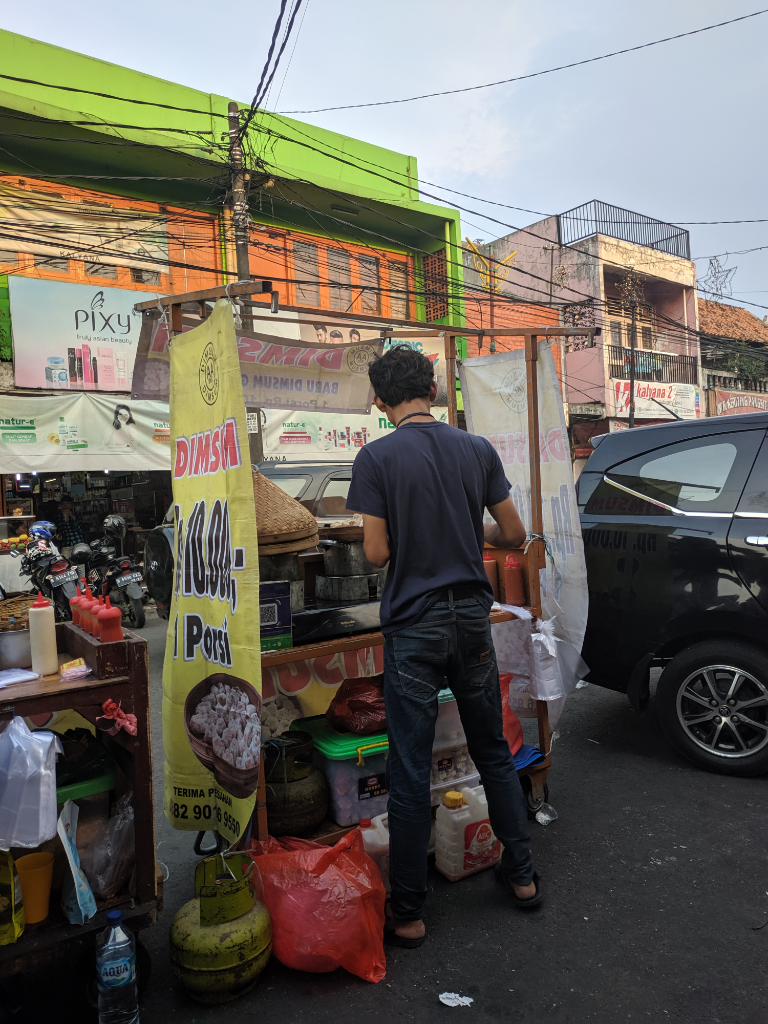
130, 267, 160, 285
85, 262, 117, 279
641, 326, 654, 350
293, 240, 320, 307
328, 249, 352, 311
35, 257, 69, 272
610, 320, 622, 345
389, 261, 409, 319
358, 256, 380, 314
423, 249, 448, 321
0, 251, 17, 265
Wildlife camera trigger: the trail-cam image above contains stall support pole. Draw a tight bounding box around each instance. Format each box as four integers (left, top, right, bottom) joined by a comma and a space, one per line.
524, 333, 545, 620
446, 333, 458, 427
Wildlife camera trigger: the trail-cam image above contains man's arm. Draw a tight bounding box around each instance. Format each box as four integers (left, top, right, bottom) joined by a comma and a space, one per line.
484, 497, 526, 549
362, 514, 390, 568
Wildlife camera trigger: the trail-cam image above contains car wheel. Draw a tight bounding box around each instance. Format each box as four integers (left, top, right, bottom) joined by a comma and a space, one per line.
657, 641, 768, 777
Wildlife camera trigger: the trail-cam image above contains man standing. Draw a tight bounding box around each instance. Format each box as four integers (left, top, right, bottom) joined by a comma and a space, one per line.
347, 346, 542, 947
56, 494, 85, 559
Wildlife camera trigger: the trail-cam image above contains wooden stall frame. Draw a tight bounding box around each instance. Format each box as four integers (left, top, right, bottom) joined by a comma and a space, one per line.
135, 286, 596, 834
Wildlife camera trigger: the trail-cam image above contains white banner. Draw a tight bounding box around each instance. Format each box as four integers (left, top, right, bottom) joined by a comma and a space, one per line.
0, 393, 170, 472
459, 344, 588, 649
262, 407, 449, 462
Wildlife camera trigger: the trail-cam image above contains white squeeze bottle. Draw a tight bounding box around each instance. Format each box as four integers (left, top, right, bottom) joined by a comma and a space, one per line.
29, 593, 58, 676
435, 785, 501, 882
359, 814, 390, 892
96, 909, 139, 1024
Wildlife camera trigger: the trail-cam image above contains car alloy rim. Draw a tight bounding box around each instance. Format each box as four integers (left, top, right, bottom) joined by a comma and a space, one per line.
676, 664, 768, 759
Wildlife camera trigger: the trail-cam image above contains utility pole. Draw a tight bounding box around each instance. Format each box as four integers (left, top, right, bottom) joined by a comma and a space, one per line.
227, 102, 263, 462
489, 244, 496, 354
227, 102, 251, 281
628, 301, 637, 429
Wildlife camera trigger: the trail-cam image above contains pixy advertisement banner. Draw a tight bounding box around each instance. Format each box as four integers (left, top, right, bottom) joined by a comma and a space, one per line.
162, 300, 261, 845
9, 277, 157, 392
460, 343, 588, 650
132, 312, 382, 414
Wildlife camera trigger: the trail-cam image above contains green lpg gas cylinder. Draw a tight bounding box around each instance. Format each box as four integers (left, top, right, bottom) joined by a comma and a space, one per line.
169, 853, 271, 1004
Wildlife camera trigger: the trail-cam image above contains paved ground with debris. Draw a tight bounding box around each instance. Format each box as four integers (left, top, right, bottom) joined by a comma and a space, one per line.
136, 615, 766, 1023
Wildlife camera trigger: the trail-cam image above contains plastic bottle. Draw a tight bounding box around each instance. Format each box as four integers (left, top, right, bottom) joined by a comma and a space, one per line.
435, 785, 501, 882
483, 553, 499, 600
81, 586, 98, 636
96, 909, 139, 1024
98, 596, 124, 643
29, 593, 58, 676
93, 595, 105, 640
503, 554, 526, 606
70, 578, 87, 627
358, 814, 390, 892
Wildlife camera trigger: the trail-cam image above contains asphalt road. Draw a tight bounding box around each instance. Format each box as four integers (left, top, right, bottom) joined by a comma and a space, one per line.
136, 614, 767, 1024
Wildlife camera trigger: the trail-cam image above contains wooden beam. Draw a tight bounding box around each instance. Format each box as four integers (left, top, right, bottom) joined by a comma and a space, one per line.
446, 334, 459, 427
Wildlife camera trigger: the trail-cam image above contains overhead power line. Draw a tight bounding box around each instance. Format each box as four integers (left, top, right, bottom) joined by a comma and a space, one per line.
277, 8, 768, 113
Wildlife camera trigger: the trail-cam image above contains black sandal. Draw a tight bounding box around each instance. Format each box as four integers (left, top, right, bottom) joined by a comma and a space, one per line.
495, 867, 544, 909
384, 899, 427, 948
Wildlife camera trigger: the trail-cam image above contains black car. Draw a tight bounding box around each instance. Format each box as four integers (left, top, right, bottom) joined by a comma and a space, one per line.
143, 461, 354, 618
578, 412, 768, 776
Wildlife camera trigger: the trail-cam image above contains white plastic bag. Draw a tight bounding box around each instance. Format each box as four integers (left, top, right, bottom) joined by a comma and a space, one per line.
529, 618, 589, 703
0, 718, 62, 850
90, 792, 135, 899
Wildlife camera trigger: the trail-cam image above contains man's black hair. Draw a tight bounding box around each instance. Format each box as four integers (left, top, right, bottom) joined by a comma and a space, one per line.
313, 324, 327, 332
368, 345, 434, 407
350, 328, 361, 342
330, 330, 344, 340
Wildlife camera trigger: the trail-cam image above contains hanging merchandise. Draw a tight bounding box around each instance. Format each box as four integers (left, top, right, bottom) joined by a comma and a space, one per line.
247, 830, 386, 983
90, 793, 135, 900
0, 718, 62, 850
58, 800, 98, 925
162, 301, 263, 845
459, 343, 588, 650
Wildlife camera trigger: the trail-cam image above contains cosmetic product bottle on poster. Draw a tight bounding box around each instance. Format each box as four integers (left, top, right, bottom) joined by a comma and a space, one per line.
115, 354, 127, 385
76, 349, 84, 389
97, 347, 115, 387
82, 344, 93, 389
92, 356, 99, 388
68, 348, 78, 388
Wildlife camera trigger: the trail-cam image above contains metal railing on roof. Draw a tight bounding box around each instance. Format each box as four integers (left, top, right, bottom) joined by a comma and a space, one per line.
607, 345, 699, 385
558, 200, 690, 259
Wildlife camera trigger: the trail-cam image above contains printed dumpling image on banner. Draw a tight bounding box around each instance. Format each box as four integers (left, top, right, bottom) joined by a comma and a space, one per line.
162, 300, 261, 845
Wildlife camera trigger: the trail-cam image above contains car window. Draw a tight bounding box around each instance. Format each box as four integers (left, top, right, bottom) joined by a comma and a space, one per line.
584, 431, 763, 517
270, 476, 310, 499
318, 477, 351, 516
735, 434, 768, 513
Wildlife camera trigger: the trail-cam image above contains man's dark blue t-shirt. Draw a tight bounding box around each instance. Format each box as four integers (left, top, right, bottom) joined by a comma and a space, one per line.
347, 421, 510, 634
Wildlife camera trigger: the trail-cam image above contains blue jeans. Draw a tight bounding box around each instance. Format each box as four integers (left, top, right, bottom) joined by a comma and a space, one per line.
384, 593, 534, 920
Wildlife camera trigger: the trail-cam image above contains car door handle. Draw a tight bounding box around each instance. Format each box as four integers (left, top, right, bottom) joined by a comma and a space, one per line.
745, 535, 768, 546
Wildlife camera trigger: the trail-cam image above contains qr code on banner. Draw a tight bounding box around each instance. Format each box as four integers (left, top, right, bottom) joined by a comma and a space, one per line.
260, 603, 278, 626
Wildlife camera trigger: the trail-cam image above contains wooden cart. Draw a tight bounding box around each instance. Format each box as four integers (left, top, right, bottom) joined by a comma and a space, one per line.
136, 286, 597, 836
0, 623, 157, 984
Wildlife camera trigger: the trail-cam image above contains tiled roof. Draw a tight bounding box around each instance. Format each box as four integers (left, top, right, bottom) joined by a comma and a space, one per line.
698, 298, 768, 344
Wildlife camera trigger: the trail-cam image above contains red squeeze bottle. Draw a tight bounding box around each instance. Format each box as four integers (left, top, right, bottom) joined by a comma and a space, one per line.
98, 595, 124, 643
81, 586, 97, 635
93, 595, 105, 640
483, 553, 499, 601
504, 555, 526, 606
70, 579, 86, 626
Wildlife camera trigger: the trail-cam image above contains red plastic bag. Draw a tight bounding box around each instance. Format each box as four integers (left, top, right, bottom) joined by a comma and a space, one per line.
247, 829, 386, 982
499, 672, 524, 756
325, 675, 386, 735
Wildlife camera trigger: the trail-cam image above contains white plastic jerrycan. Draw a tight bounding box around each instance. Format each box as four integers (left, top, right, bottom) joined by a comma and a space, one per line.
358, 813, 390, 892
435, 784, 501, 882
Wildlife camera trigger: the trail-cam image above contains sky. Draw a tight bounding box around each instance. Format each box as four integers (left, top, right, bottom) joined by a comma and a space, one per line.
2, 0, 767, 313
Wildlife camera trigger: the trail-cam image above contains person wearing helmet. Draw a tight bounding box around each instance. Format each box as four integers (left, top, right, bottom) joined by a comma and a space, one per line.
56, 494, 85, 560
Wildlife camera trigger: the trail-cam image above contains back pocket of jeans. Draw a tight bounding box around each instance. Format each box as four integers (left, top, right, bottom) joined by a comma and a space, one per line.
393, 634, 447, 701
461, 622, 496, 688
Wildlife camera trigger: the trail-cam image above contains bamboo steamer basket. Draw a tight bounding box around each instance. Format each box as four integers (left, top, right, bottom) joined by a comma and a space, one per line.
252, 468, 319, 555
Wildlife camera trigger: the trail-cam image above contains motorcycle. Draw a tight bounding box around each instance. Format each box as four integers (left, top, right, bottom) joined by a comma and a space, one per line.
84, 515, 146, 628
11, 538, 79, 621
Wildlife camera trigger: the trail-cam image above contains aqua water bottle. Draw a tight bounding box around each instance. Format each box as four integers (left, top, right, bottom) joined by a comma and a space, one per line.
95, 909, 140, 1024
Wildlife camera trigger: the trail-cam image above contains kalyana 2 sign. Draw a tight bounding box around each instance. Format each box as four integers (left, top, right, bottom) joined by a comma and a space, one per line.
9, 277, 156, 392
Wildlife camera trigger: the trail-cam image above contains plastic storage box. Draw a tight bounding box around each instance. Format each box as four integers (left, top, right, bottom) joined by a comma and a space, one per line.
291, 716, 389, 827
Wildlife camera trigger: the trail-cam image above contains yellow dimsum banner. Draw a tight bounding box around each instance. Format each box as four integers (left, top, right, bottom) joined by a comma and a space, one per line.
162, 300, 261, 845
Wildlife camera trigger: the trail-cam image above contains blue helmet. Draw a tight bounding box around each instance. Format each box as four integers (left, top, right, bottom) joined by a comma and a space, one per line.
29, 521, 56, 540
